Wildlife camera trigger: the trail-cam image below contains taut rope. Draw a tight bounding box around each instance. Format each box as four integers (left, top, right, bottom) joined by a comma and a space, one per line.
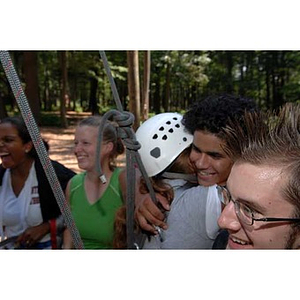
0, 51, 84, 249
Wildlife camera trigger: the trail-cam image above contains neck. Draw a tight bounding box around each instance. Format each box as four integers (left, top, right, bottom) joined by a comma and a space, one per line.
86, 164, 113, 184
9, 157, 35, 197
84, 165, 114, 204
10, 157, 34, 179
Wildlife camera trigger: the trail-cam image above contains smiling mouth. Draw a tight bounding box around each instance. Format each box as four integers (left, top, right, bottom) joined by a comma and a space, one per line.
231, 237, 249, 245
0, 152, 9, 158
229, 235, 255, 249
197, 171, 215, 177
76, 155, 87, 159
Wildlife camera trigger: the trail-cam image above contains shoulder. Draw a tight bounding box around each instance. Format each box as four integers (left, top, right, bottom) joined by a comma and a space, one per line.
68, 173, 85, 200
35, 158, 76, 177
170, 185, 211, 222
70, 172, 85, 185
176, 185, 210, 204
34, 159, 76, 192
51, 160, 76, 177
65, 173, 84, 201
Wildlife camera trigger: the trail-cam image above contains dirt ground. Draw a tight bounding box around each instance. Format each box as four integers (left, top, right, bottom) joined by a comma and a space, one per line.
40, 125, 126, 174
40, 125, 81, 173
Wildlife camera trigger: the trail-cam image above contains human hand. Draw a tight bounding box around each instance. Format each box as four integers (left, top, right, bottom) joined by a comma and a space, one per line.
134, 193, 170, 234
16, 222, 50, 248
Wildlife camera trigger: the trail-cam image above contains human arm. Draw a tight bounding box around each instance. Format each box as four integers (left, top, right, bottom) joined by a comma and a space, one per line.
16, 222, 50, 248
134, 171, 170, 234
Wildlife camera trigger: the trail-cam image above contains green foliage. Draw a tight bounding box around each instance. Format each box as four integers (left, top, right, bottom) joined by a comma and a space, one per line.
2, 50, 300, 119
40, 112, 61, 126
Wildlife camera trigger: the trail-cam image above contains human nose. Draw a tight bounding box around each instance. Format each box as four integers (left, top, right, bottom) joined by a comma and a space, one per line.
217, 201, 241, 232
191, 152, 210, 169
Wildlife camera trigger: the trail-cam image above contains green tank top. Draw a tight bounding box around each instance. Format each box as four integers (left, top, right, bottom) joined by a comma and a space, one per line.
69, 168, 123, 249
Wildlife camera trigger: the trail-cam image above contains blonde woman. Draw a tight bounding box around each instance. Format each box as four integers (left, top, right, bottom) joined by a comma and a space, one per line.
63, 116, 126, 249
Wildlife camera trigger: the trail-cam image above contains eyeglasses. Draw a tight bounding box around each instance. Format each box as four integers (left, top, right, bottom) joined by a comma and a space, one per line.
216, 185, 300, 226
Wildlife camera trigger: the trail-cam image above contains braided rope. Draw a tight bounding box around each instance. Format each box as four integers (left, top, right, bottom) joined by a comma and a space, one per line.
99, 52, 159, 248
0, 51, 84, 249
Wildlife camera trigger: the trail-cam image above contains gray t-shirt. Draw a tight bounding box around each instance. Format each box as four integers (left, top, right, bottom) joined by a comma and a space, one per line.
143, 183, 221, 249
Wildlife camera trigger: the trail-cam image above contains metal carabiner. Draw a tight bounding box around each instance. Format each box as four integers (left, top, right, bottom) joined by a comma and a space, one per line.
154, 225, 164, 243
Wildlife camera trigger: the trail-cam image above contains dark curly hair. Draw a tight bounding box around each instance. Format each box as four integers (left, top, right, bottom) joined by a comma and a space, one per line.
182, 94, 258, 140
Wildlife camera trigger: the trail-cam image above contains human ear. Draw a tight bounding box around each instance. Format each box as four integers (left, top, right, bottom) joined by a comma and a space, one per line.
104, 141, 114, 153
24, 141, 34, 153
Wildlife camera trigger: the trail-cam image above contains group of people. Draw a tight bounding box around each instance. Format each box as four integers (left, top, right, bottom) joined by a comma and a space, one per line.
1, 93, 300, 249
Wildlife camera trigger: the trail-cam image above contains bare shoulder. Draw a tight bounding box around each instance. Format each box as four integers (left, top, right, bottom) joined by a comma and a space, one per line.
65, 179, 72, 203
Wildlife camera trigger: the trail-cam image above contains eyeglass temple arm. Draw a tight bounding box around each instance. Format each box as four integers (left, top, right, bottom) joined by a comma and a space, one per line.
253, 217, 300, 222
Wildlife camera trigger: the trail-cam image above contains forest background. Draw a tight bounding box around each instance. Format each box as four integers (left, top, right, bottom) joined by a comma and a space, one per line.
1, 51, 299, 131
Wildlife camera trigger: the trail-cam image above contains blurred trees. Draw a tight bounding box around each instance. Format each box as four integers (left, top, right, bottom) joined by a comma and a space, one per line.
1, 50, 300, 126
127, 51, 140, 130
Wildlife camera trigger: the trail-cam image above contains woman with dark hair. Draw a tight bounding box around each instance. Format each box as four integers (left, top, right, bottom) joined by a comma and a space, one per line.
0, 116, 76, 249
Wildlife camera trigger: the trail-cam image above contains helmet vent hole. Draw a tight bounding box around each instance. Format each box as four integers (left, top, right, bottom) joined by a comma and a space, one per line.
169, 128, 174, 133
175, 123, 180, 128
150, 147, 161, 158
159, 126, 164, 131
166, 121, 171, 125
173, 117, 178, 120
152, 134, 158, 139
162, 135, 168, 140
183, 137, 187, 142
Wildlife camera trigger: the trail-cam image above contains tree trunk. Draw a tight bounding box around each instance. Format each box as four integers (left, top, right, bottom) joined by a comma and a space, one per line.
23, 51, 41, 124
153, 66, 161, 114
59, 51, 68, 128
127, 51, 140, 130
164, 59, 171, 112
0, 94, 8, 119
225, 51, 233, 93
141, 51, 151, 121
89, 75, 99, 114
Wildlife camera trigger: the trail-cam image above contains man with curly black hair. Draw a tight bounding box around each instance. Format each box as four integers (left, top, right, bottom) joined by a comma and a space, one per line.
135, 94, 258, 239
182, 94, 257, 188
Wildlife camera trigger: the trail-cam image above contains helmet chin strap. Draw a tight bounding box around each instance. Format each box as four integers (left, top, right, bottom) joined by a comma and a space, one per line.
161, 172, 197, 183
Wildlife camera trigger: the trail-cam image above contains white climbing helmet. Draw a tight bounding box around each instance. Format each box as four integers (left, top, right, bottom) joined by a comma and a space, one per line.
136, 112, 193, 177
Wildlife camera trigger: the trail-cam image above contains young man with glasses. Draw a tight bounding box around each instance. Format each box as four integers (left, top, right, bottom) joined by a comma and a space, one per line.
216, 103, 300, 249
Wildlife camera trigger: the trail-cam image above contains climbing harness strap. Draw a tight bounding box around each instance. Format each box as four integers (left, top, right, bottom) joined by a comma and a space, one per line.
0, 51, 84, 249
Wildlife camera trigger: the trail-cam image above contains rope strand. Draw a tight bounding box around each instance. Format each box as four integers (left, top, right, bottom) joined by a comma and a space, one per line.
99, 52, 159, 249
0, 51, 84, 250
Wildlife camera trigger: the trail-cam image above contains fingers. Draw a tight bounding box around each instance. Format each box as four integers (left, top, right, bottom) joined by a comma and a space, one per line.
135, 195, 168, 233
156, 194, 171, 211
16, 233, 34, 248
135, 214, 158, 234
